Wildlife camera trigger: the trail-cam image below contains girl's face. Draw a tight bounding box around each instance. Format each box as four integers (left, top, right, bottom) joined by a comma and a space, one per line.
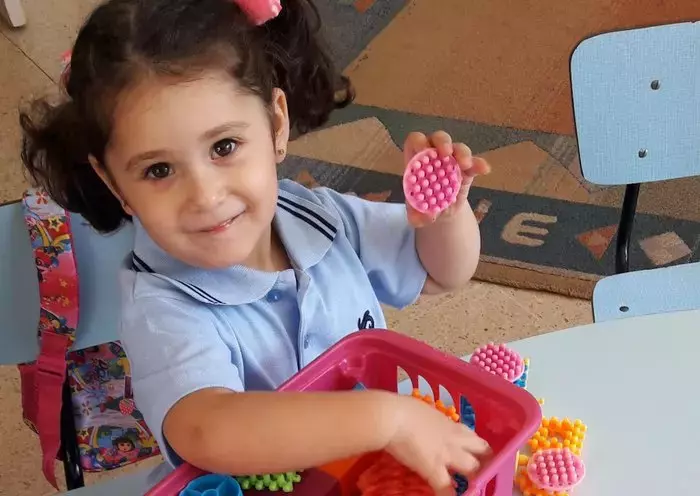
96, 72, 290, 270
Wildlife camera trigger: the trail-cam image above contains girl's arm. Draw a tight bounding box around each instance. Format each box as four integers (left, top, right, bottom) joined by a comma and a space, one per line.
164, 388, 398, 474
403, 131, 490, 293
417, 203, 481, 293
165, 386, 490, 495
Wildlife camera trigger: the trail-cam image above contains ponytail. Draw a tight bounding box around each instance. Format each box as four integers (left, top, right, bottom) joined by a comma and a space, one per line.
20, 100, 127, 233
262, 0, 353, 135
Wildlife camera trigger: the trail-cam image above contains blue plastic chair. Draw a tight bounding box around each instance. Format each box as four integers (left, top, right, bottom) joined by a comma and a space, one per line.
0, 200, 169, 493
0, 201, 133, 365
571, 22, 700, 322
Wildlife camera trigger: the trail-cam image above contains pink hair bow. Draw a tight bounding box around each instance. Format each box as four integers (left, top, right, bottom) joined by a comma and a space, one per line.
59, 1, 280, 85
234, 0, 282, 25
60, 50, 72, 88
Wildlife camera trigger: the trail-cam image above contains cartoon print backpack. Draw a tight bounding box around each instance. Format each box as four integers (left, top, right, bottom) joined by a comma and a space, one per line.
17, 188, 160, 489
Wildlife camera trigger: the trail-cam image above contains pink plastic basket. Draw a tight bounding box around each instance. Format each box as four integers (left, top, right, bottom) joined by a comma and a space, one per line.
147, 330, 541, 496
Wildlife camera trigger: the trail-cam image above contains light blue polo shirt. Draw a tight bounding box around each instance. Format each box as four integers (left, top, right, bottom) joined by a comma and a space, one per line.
117, 179, 427, 465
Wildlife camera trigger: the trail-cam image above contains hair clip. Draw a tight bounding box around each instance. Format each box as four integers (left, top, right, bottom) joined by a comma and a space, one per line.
60, 50, 72, 88
233, 0, 282, 26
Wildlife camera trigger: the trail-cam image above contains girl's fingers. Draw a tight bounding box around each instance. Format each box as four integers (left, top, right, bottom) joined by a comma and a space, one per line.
435, 486, 456, 496
448, 450, 482, 477
431, 130, 453, 158
426, 467, 456, 496
404, 132, 430, 163
458, 429, 492, 455
453, 142, 473, 171
466, 156, 491, 177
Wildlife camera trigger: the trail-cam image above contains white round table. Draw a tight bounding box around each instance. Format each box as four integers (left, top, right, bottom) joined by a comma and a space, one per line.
507, 309, 700, 495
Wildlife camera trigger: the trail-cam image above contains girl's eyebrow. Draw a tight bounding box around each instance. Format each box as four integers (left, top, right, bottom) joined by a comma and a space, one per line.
126, 150, 167, 170
124, 121, 249, 170
201, 121, 249, 141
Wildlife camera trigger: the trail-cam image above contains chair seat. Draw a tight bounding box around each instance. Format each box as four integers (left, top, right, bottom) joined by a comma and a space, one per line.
0, 202, 134, 365
593, 261, 700, 322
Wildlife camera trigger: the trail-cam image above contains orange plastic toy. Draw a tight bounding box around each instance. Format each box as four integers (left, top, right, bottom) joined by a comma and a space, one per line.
515, 416, 588, 496
516, 468, 570, 496
317, 452, 381, 496
357, 452, 435, 496
356, 389, 461, 495
410, 388, 461, 423
527, 417, 587, 456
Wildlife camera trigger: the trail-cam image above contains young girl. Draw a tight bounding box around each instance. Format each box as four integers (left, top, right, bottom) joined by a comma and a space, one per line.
21, 0, 491, 493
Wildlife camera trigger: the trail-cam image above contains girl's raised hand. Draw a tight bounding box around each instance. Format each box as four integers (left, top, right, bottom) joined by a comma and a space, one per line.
403, 130, 490, 228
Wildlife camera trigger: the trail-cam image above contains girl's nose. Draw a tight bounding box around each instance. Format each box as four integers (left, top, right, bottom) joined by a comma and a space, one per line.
187, 163, 226, 211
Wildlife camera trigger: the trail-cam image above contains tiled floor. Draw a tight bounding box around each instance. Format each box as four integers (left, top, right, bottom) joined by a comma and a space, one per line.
0, 4, 593, 494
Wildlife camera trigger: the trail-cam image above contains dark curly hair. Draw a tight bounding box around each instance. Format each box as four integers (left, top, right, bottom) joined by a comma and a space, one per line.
20, 0, 353, 233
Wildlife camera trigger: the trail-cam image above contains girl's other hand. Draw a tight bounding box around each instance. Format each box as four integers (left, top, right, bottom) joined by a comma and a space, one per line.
385, 395, 492, 495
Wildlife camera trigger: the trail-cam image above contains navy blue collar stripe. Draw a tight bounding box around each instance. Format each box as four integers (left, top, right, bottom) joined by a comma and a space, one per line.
277, 202, 334, 241
131, 260, 142, 273
181, 280, 224, 305
131, 252, 224, 305
132, 253, 154, 273
277, 196, 337, 234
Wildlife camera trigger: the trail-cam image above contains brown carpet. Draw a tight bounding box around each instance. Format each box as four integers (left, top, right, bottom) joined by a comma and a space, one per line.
347, 0, 698, 136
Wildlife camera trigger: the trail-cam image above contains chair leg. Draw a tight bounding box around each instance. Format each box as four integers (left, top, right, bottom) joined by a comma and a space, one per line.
615, 183, 641, 274
61, 377, 84, 490
0, 0, 27, 27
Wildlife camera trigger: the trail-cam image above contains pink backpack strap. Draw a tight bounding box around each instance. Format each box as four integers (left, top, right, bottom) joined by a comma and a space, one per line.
21, 188, 79, 489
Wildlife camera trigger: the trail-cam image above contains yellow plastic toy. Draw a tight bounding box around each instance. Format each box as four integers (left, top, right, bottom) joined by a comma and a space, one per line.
527, 417, 587, 456
515, 416, 589, 495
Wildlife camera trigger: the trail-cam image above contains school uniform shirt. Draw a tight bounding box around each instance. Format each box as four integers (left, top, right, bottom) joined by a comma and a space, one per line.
118, 179, 428, 465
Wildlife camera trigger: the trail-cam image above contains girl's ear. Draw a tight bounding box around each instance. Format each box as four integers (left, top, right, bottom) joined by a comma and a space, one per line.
88, 155, 134, 215
271, 88, 290, 163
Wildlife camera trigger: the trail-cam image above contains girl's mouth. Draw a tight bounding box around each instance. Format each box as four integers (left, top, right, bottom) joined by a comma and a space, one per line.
201, 213, 242, 234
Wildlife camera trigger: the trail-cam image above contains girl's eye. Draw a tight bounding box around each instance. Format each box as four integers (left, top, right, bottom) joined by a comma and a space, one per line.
211, 138, 237, 159
144, 163, 172, 180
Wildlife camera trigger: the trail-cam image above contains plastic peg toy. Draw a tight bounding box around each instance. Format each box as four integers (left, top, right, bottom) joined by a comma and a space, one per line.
179, 474, 242, 496
459, 395, 476, 431
356, 452, 434, 496
526, 448, 586, 493
514, 358, 530, 389
236, 472, 302, 492
403, 148, 462, 215
410, 388, 459, 422
469, 343, 525, 382
529, 417, 587, 456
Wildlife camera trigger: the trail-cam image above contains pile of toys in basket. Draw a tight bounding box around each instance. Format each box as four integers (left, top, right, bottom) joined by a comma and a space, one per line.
148, 331, 587, 496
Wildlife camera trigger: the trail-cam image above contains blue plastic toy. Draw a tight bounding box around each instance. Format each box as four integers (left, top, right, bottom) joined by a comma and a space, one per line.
513, 360, 530, 389
454, 473, 469, 495
179, 474, 243, 496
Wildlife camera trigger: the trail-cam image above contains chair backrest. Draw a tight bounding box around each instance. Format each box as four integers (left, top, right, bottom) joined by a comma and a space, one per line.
0, 200, 133, 365
571, 22, 700, 186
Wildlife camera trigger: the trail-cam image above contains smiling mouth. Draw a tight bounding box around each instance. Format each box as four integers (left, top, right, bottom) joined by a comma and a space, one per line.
201, 214, 242, 234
